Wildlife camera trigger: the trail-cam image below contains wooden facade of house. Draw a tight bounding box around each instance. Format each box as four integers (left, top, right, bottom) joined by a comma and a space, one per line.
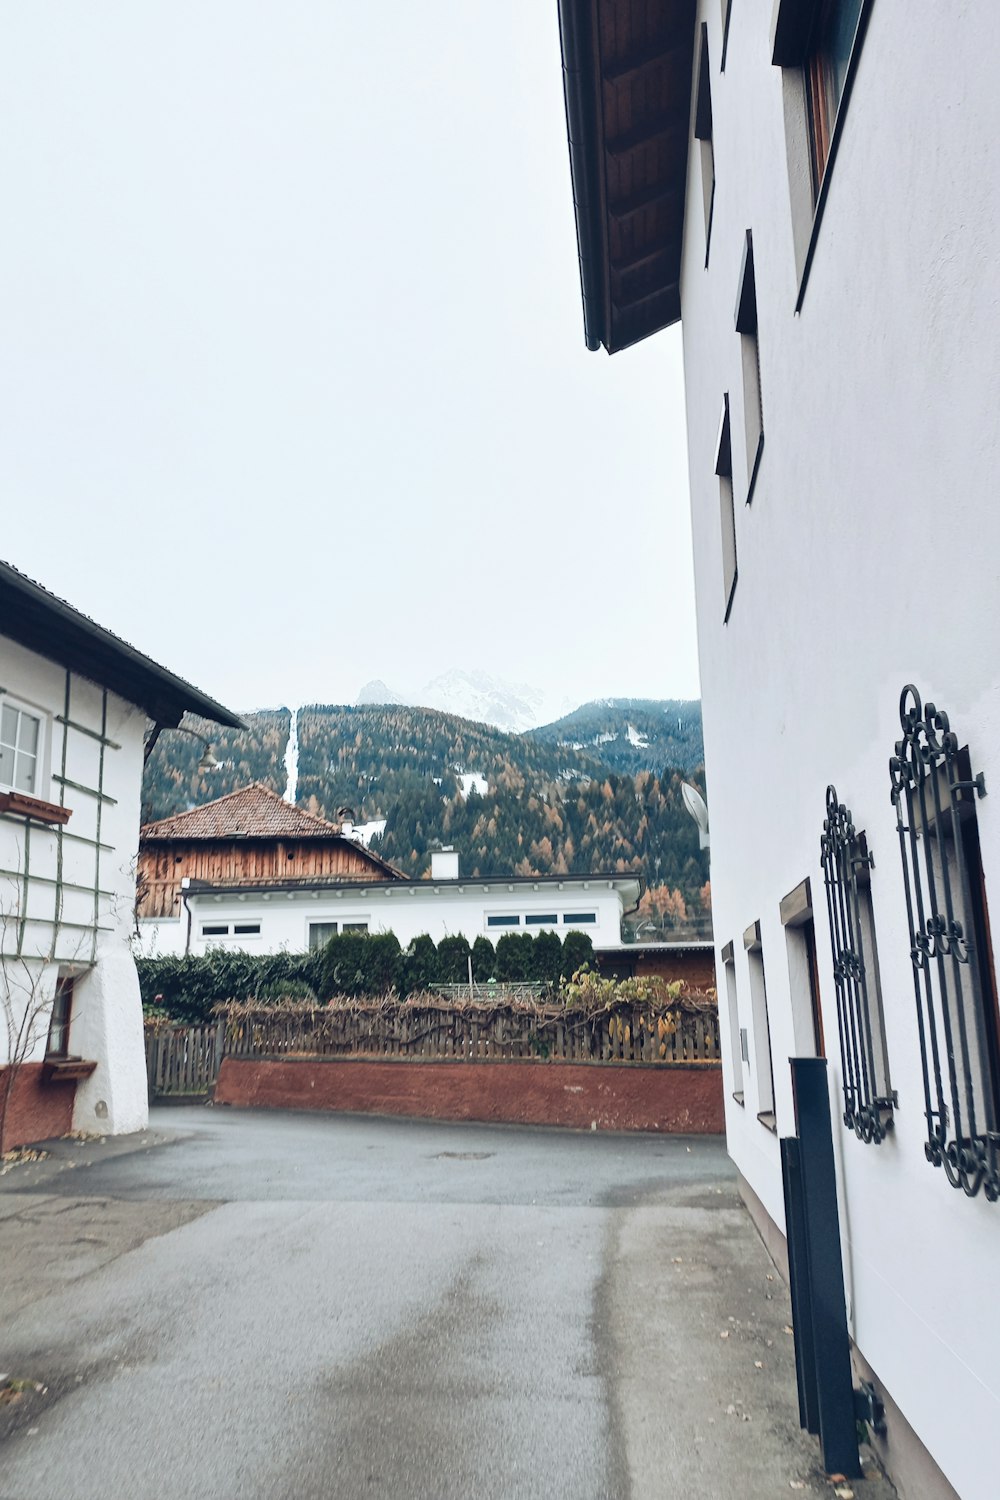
138, 783, 400, 920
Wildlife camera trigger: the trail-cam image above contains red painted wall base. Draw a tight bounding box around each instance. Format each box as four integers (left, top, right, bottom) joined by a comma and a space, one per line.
0, 1062, 76, 1151
214, 1056, 725, 1133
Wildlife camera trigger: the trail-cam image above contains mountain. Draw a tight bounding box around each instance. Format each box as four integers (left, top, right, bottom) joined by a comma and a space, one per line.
357, 669, 573, 732
141, 699, 711, 938
357, 679, 404, 706
531, 699, 703, 777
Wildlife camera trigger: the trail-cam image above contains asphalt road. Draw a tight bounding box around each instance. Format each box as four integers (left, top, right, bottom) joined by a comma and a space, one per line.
0, 1109, 895, 1500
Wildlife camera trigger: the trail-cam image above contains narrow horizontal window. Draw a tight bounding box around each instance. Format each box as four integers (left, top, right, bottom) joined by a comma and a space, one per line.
563, 912, 597, 925
487, 915, 521, 928
201, 923, 229, 936
233, 922, 261, 936
525, 913, 559, 926
342, 921, 369, 933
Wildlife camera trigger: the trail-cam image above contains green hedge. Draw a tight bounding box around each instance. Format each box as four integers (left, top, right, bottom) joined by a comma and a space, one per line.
138, 928, 595, 1020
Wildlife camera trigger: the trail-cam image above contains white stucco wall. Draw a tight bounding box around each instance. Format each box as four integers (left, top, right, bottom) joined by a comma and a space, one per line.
0, 634, 149, 1136
677, 4, 1000, 1496
137, 878, 632, 960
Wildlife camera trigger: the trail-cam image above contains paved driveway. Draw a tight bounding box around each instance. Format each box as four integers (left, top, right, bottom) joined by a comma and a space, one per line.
0, 1109, 894, 1499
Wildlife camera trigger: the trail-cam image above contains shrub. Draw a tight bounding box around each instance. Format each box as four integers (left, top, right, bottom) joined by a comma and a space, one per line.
494, 931, 532, 982
436, 934, 472, 984
403, 934, 440, 995
135, 950, 320, 1023
560, 930, 594, 980
530, 929, 563, 986
470, 935, 495, 983
317, 930, 403, 999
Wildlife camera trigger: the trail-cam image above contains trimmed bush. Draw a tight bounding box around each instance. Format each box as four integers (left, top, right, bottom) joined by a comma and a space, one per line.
436, 934, 472, 984
136, 950, 320, 1023
403, 934, 440, 994
317, 930, 402, 999
560, 930, 594, 980
470, 935, 495, 983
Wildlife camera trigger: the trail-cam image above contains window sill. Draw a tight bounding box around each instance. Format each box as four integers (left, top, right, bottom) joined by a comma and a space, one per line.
732, 1090, 745, 1107
746, 432, 764, 506
757, 1110, 777, 1133
0, 790, 72, 825
723, 569, 738, 625
42, 1056, 97, 1083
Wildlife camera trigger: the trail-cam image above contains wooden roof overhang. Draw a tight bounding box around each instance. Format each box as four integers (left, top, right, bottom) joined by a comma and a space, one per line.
558, 0, 698, 353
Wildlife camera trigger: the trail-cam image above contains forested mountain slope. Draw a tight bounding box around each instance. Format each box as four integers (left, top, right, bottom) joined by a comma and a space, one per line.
141, 700, 710, 936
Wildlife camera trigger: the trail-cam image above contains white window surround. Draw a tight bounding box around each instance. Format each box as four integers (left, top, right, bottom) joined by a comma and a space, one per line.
0, 694, 46, 798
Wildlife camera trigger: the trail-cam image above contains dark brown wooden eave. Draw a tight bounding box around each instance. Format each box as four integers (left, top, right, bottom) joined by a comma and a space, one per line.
558, 0, 697, 354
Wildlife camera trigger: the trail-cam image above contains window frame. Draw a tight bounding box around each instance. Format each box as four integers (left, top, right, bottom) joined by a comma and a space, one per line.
715, 394, 738, 621
722, 939, 744, 1105
0, 696, 44, 799
693, 23, 715, 266
771, 0, 875, 308
46, 975, 75, 1059
744, 920, 776, 1130
734, 230, 764, 504
890, 688, 1000, 1199
820, 788, 894, 1144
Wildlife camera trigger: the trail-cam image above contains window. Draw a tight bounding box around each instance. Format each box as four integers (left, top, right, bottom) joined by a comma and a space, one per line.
771, 0, 872, 303
201, 923, 230, 937
233, 922, 261, 936
487, 915, 520, 928
780, 879, 825, 1058
804, 0, 865, 198
309, 922, 339, 950
46, 976, 74, 1058
722, 940, 744, 1104
820, 788, 893, 1143
734, 231, 763, 502
342, 921, 369, 933
744, 921, 776, 1129
563, 913, 597, 926
525, 913, 559, 926
694, 24, 715, 264
890, 687, 1000, 1198
720, 0, 733, 70
0, 702, 41, 796
715, 395, 738, 620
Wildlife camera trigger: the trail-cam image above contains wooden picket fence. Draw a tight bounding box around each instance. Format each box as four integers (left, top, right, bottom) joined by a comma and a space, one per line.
222, 999, 719, 1066
145, 1022, 225, 1099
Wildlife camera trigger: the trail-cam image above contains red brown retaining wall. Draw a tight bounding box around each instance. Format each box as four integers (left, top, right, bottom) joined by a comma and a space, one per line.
215, 1056, 724, 1133
0, 1063, 76, 1150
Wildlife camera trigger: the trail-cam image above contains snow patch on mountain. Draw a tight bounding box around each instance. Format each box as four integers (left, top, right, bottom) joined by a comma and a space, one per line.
626, 722, 650, 749
357, 670, 573, 733
340, 817, 387, 849
456, 770, 489, 797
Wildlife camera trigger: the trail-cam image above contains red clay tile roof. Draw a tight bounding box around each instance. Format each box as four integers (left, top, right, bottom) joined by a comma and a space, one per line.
140, 783, 402, 876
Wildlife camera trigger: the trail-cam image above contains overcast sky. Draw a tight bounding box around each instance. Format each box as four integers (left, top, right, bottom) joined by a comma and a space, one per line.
0, 3, 698, 717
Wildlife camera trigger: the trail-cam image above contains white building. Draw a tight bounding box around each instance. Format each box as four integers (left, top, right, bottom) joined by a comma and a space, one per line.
558, 3, 1000, 1498
0, 561, 240, 1147
140, 845, 640, 958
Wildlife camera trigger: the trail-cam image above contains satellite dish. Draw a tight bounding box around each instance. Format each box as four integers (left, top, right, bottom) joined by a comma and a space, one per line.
681, 782, 710, 850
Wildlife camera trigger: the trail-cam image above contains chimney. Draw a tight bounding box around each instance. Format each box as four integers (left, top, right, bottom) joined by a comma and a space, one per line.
431, 848, 460, 881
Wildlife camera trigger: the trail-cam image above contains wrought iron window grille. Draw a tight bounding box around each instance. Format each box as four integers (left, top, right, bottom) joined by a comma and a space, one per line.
890, 685, 1000, 1200
821, 786, 894, 1143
